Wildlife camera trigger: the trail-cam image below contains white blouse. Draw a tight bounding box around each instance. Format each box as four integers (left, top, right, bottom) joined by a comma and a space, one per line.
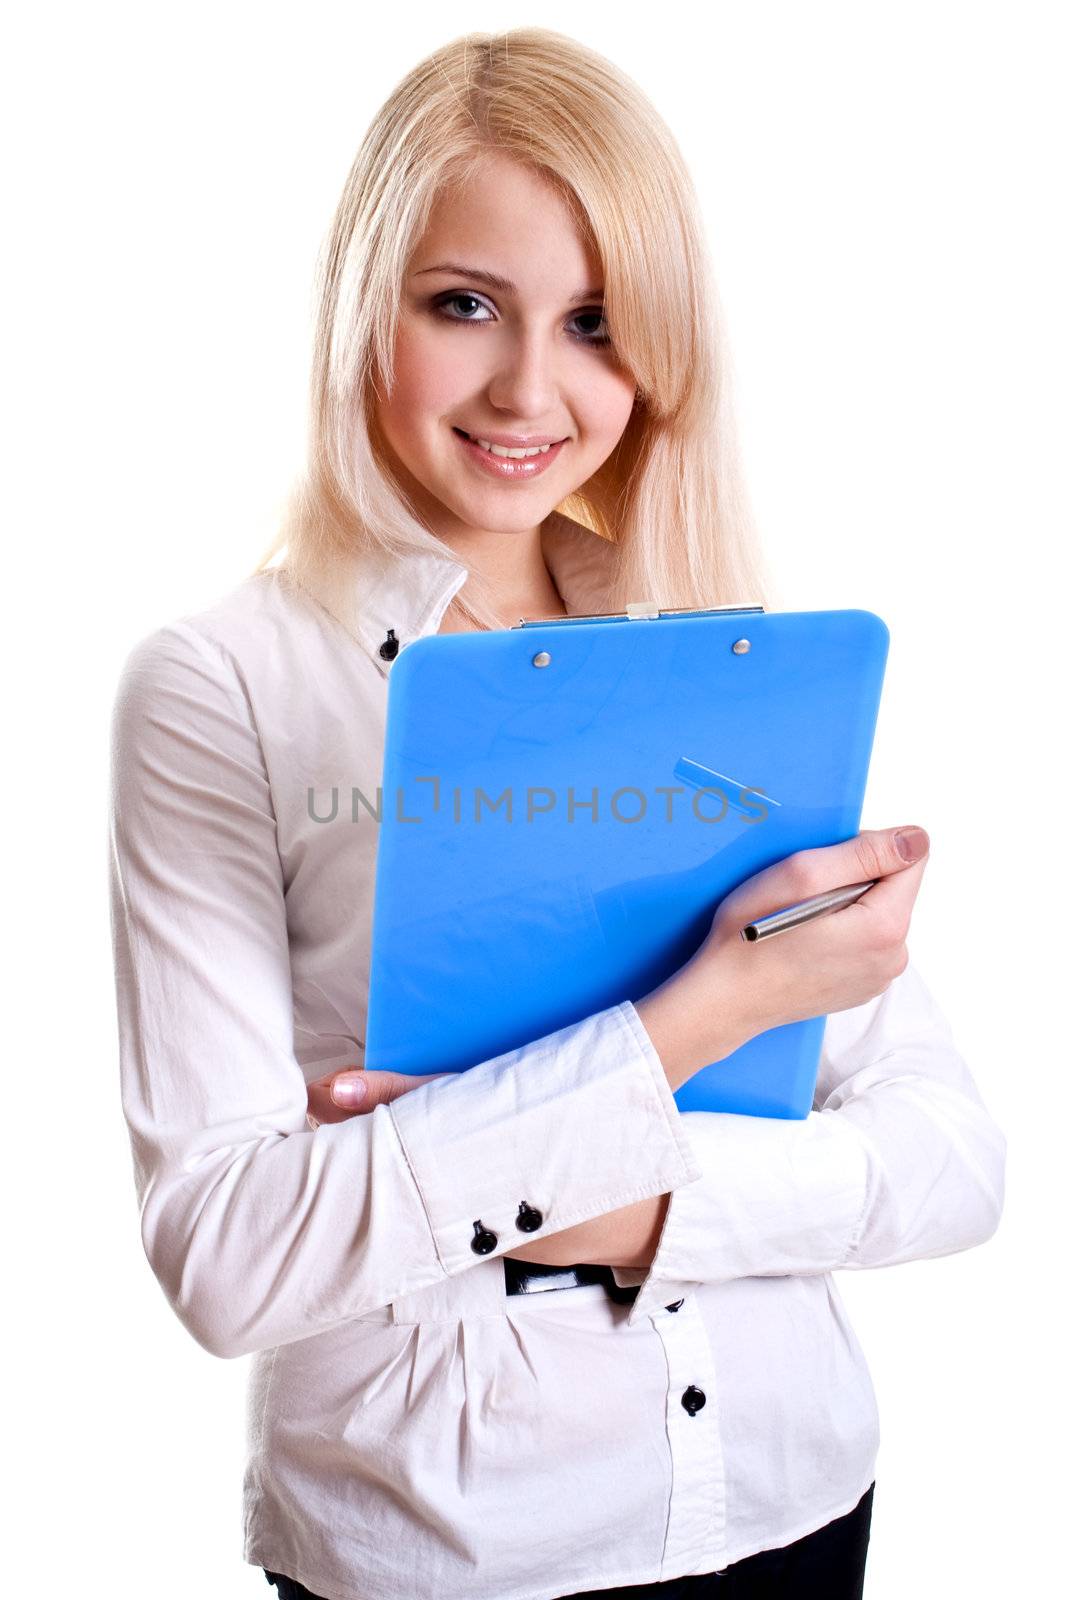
107, 511, 1006, 1600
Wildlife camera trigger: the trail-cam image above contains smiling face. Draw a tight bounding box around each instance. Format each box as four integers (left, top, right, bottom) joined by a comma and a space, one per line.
372, 150, 638, 544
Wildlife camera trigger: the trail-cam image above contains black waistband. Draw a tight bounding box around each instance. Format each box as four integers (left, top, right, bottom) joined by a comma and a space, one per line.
503, 1257, 640, 1304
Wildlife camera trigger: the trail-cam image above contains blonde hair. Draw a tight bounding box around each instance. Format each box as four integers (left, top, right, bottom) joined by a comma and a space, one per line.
252, 27, 778, 629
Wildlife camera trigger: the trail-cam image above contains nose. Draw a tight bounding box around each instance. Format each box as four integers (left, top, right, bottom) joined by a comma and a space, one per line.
486, 326, 560, 420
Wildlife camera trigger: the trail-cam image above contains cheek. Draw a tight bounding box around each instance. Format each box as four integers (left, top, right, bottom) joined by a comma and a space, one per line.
579, 366, 638, 450
386, 324, 476, 430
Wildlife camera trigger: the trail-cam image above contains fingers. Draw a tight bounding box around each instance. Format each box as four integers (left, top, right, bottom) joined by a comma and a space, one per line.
846, 846, 928, 925
806, 845, 929, 976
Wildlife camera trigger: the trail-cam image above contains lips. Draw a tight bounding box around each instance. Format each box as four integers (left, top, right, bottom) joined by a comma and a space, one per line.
452, 427, 567, 480
454, 428, 566, 451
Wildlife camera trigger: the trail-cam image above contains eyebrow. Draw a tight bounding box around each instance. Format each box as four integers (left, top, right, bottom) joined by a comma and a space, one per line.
413, 262, 603, 305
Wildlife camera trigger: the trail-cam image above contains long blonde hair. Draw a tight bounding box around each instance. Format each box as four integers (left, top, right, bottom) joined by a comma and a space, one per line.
252, 27, 778, 630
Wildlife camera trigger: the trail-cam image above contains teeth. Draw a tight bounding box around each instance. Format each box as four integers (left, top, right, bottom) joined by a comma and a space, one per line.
475, 438, 553, 459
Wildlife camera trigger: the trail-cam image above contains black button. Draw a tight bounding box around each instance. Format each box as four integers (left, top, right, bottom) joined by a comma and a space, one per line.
681, 1385, 706, 1416
515, 1200, 543, 1232
666, 1299, 685, 1313
470, 1220, 498, 1255
379, 629, 399, 661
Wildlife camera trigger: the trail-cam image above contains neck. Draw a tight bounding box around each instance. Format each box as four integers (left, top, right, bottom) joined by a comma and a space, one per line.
438, 519, 566, 632
375, 428, 567, 626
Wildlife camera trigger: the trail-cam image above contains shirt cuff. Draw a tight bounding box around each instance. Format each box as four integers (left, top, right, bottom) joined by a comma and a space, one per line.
387, 999, 703, 1274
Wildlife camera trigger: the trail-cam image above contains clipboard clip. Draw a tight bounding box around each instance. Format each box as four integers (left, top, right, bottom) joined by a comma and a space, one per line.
512, 602, 765, 629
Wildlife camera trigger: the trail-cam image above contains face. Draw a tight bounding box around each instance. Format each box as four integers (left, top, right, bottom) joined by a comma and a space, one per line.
372, 150, 638, 544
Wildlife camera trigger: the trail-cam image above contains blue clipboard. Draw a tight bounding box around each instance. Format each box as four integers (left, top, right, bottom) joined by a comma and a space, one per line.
365, 604, 889, 1118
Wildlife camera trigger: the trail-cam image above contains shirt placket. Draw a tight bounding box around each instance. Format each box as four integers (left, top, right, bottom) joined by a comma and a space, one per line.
650, 1299, 728, 1575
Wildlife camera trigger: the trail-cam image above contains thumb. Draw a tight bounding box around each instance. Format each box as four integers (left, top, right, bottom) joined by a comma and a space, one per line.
813, 823, 930, 934
853, 824, 930, 880
330, 1068, 451, 1112
711, 822, 931, 941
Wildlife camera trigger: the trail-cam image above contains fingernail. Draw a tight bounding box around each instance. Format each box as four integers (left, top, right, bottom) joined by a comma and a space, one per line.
894, 826, 929, 862
331, 1074, 367, 1107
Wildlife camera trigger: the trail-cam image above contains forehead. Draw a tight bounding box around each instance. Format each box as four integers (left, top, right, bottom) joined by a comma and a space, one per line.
409, 152, 602, 293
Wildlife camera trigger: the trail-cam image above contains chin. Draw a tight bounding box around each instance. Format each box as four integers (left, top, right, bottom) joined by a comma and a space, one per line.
443, 487, 561, 533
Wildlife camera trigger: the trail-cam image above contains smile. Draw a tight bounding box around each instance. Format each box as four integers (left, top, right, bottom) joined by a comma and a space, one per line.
452, 428, 567, 480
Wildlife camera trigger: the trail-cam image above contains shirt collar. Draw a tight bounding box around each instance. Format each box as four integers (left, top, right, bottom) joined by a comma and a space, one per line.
297, 510, 620, 678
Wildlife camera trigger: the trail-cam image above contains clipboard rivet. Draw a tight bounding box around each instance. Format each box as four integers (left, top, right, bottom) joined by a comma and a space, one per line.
732, 638, 751, 655
532, 651, 552, 668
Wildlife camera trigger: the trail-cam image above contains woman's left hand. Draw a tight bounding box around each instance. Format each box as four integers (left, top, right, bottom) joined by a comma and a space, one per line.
308, 1069, 668, 1271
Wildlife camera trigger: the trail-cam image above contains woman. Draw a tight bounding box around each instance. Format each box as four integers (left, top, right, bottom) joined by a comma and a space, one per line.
108, 27, 1006, 1600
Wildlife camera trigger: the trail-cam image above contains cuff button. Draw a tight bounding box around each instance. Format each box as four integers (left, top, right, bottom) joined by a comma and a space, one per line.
470, 1221, 498, 1255
515, 1201, 543, 1232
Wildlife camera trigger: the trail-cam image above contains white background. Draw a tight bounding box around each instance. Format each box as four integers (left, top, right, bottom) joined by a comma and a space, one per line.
6, 2, 1063, 1595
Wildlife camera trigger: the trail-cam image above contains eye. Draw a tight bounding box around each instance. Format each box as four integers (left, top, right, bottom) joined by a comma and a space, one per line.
431, 292, 612, 347
433, 292, 494, 323
568, 308, 611, 346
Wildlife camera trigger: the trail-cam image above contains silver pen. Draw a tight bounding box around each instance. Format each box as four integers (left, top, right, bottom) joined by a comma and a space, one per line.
740, 879, 878, 942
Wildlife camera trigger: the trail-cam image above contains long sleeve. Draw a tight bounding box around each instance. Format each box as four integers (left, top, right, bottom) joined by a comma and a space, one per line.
621, 958, 1007, 1325
108, 622, 701, 1360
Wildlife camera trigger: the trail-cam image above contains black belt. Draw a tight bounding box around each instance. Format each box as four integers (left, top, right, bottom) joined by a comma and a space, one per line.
503, 1257, 640, 1304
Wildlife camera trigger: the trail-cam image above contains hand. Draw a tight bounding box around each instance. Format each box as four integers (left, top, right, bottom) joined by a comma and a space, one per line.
306, 1065, 457, 1127
636, 824, 931, 1092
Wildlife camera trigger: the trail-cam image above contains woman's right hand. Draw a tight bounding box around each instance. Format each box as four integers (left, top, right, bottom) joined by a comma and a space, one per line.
634, 824, 930, 1092
307, 1066, 457, 1128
